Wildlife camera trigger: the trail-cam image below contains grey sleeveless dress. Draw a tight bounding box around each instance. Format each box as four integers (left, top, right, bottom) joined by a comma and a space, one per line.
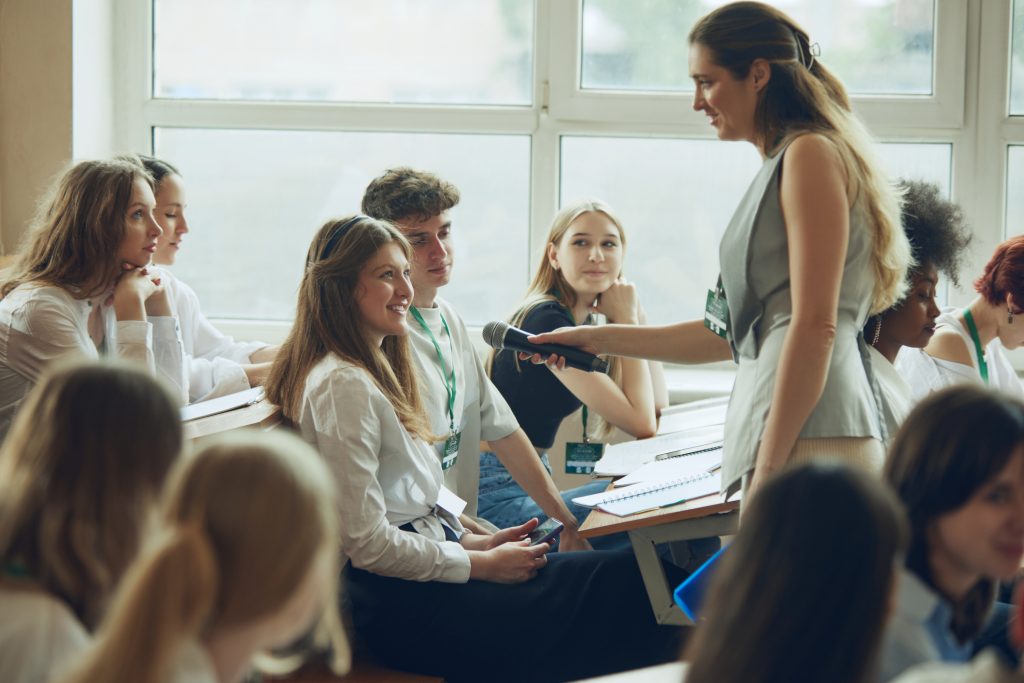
718, 139, 884, 496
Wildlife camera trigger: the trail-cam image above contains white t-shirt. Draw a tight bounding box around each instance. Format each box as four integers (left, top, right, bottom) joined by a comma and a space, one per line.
298, 353, 471, 582
868, 344, 914, 438
161, 269, 269, 403
407, 298, 518, 516
0, 283, 187, 440
0, 584, 90, 683
895, 308, 1024, 402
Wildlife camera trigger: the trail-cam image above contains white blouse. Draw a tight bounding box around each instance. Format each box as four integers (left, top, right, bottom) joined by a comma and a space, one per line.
166, 640, 219, 683
408, 297, 518, 517
895, 308, 1024, 402
0, 583, 90, 683
161, 270, 269, 403
0, 283, 187, 440
868, 344, 914, 437
298, 354, 471, 583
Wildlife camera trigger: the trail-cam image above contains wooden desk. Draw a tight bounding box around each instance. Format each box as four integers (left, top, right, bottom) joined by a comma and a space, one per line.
580, 491, 739, 626
183, 398, 280, 440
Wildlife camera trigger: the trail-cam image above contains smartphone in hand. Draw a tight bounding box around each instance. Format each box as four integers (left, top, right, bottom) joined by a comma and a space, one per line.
527, 518, 564, 546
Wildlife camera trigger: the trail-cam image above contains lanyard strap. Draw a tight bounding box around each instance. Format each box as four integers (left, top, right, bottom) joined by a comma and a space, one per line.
581, 406, 591, 444
410, 307, 457, 430
963, 308, 989, 385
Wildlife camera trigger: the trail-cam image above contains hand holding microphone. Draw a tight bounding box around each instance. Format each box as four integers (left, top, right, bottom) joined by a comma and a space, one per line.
482, 321, 609, 373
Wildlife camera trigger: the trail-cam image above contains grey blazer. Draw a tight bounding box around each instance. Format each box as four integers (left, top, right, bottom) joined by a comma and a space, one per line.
717, 139, 885, 496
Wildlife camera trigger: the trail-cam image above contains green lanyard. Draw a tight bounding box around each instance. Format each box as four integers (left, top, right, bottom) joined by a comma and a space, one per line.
963, 308, 989, 385
410, 306, 458, 431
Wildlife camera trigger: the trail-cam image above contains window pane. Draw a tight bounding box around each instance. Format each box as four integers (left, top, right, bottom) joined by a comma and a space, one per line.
1011, 0, 1024, 115
1007, 147, 1024, 237
155, 129, 530, 323
581, 0, 934, 96
153, 0, 533, 105
559, 137, 951, 325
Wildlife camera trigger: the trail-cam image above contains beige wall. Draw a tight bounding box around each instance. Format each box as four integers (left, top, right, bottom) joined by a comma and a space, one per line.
0, 0, 74, 255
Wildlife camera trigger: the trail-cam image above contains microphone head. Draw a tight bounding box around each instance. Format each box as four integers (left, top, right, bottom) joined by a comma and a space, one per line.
482, 321, 509, 350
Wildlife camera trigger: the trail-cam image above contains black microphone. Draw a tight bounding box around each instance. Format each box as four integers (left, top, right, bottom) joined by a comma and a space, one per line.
482, 321, 609, 373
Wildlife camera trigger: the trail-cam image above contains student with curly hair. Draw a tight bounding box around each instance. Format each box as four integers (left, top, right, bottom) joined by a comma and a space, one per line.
897, 235, 1024, 400
863, 180, 972, 431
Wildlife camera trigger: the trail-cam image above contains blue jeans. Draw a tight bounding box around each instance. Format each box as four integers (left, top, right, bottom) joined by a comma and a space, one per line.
478, 450, 632, 551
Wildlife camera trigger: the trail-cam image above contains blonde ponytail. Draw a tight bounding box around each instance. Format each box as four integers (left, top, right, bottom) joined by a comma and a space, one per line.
63, 524, 218, 683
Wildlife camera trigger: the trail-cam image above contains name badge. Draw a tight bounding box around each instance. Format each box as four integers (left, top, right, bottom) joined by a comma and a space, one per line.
704, 288, 730, 339
440, 431, 462, 471
565, 441, 604, 475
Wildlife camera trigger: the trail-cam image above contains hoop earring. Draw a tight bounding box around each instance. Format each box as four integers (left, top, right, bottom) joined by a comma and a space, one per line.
870, 316, 882, 346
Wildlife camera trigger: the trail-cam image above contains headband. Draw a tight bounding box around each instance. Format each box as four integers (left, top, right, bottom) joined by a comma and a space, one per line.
318, 215, 370, 262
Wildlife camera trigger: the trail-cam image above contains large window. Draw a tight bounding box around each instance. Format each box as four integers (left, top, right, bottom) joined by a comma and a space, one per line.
117, 0, 1004, 329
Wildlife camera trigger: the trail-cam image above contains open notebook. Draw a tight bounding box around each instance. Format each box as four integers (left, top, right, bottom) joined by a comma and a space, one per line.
572, 471, 722, 517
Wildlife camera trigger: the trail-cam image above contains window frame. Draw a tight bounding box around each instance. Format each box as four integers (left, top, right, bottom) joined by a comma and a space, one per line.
113, 0, 1008, 339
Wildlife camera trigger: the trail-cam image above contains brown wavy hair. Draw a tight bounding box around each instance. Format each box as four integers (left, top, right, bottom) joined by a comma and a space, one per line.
689, 1, 911, 313
1, 157, 153, 300
265, 215, 434, 441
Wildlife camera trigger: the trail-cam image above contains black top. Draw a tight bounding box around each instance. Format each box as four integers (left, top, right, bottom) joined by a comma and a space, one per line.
489, 301, 584, 449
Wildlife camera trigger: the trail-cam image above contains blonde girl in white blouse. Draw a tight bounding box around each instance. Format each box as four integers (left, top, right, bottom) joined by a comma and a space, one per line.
62, 429, 349, 683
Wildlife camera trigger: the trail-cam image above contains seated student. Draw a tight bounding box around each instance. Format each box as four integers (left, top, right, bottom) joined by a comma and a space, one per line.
0, 361, 182, 683
683, 461, 908, 683
360, 167, 589, 548
863, 180, 971, 432
893, 581, 1024, 683
0, 157, 187, 440
264, 215, 684, 683
484, 199, 668, 530
136, 156, 279, 403
897, 236, 1024, 400
879, 385, 1024, 682
61, 429, 349, 683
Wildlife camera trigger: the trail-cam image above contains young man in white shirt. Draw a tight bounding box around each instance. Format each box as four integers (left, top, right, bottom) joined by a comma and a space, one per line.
362, 168, 591, 551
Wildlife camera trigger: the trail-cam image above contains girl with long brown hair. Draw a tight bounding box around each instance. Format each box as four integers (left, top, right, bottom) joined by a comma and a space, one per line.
0, 157, 187, 440
266, 214, 685, 682
0, 361, 182, 683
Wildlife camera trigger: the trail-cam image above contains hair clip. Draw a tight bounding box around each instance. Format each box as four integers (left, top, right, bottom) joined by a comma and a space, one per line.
807, 42, 821, 71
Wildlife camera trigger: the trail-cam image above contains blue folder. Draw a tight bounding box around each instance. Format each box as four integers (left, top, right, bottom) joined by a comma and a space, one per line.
673, 544, 729, 621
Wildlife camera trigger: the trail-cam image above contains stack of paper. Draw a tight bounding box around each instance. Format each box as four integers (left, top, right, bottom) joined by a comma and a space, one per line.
593, 424, 724, 477
181, 387, 265, 422
656, 396, 728, 436
573, 471, 722, 517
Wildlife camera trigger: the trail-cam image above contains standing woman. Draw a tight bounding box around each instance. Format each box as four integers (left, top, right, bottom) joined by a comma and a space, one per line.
483, 199, 667, 530
533, 1, 911, 499
137, 156, 278, 403
897, 235, 1024, 400
0, 158, 187, 439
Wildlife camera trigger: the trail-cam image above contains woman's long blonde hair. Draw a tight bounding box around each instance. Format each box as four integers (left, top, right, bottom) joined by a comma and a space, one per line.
690, 1, 911, 312
1, 157, 153, 300
493, 199, 627, 439
265, 215, 434, 441
62, 429, 350, 683
0, 361, 182, 628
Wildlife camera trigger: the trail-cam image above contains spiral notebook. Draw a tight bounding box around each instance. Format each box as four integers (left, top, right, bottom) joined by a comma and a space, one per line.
572, 471, 722, 517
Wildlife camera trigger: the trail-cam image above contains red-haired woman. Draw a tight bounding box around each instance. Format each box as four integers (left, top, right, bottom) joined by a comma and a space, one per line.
897, 236, 1024, 399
